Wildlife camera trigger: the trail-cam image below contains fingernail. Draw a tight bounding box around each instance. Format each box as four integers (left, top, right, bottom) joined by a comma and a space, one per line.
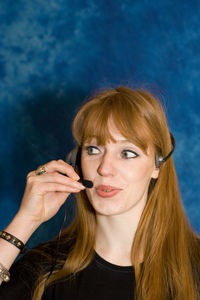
74, 182, 84, 189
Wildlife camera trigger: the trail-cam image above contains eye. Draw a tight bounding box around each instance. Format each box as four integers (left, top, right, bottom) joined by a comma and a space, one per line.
121, 150, 139, 159
84, 146, 100, 155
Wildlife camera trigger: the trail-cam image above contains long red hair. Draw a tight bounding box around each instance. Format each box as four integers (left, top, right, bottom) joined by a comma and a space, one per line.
33, 86, 200, 300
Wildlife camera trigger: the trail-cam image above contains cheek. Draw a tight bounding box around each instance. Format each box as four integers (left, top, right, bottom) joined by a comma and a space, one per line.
81, 159, 93, 178
85, 188, 92, 201
124, 161, 154, 184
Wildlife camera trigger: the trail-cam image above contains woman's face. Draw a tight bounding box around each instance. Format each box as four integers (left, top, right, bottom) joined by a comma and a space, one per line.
81, 119, 159, 217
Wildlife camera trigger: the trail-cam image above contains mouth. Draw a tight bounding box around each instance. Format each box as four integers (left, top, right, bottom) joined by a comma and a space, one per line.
95, 185, 122, 198
96, 185, 122, 190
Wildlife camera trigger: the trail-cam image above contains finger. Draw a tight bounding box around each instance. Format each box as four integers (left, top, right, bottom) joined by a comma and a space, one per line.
32, 181, 83, 194
30, 172, 85, 190
26, 170, 36, 179
26, 167, 48, 179
39, 160, 80, 180
27, 159, 79, 180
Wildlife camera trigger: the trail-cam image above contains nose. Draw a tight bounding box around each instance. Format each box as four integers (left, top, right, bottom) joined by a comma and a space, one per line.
97, 151, 115, 177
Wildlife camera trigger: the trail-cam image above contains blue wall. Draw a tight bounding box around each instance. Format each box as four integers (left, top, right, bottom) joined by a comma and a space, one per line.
0, 0, 199, 248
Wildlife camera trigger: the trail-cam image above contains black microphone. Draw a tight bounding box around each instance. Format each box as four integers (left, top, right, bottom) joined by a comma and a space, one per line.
78, 179, 93, 188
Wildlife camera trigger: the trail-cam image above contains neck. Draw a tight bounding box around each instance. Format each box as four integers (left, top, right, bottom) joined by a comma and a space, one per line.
95, 205, 144, 266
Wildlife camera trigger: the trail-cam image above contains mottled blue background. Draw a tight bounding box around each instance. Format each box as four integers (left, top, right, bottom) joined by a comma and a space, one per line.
0, 0, 199, 248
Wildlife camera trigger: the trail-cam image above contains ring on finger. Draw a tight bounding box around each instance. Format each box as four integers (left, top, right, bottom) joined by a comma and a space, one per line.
35, 165, 47, 176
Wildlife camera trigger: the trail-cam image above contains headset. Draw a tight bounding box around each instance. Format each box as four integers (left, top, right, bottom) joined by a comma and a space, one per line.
65, 146, 93, 188
66, 132, 176, 172
43, 147, 93, 293
155, 133, 176, 168
43, 133, 175, 291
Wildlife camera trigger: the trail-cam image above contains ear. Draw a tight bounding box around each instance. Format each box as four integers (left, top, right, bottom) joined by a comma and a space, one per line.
151, 166, 160, 179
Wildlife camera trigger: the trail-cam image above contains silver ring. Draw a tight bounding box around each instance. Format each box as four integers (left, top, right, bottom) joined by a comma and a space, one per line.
35, 165, 47, 176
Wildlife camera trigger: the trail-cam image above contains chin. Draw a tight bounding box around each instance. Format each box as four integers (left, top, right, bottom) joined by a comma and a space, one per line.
85, 190, 128, 216
90, 200, 125, 217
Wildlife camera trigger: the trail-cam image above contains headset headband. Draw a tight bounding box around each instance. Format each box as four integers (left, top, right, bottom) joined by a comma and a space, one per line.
155, 132, 176, 168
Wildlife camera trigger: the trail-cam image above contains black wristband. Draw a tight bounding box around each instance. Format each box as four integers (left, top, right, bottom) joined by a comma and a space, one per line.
0, 231, 27, 254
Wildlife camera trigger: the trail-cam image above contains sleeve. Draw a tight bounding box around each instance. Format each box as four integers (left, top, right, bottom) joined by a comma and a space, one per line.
0, 248, 46, 300
0, 239, 58, 300
0, 237, 71, 300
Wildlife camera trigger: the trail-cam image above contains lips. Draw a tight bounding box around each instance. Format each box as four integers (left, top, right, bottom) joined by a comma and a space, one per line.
96, 185, 122, 191
95, 185, 122, 198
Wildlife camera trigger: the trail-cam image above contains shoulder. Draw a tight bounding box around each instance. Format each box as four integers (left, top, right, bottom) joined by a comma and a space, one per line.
0, 234, 74, 300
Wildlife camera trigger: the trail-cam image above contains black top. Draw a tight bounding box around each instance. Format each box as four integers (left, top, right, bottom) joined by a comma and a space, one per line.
42, 252, 135, 300
0, 242, 135, 300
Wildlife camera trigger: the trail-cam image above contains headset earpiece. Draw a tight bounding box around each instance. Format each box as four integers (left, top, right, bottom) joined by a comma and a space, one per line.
155, 155, 164, 169
155, 133, 176, 169
65, 146, 93, 188
66, 146, 82, 176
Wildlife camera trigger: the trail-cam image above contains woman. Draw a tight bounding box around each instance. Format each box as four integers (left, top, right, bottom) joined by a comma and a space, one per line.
0, 86, 199, 300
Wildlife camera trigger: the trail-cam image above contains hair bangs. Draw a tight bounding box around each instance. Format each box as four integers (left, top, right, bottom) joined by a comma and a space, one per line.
81, 98, 116, 145
80, 93, 153, 154
111, 103, 153, 154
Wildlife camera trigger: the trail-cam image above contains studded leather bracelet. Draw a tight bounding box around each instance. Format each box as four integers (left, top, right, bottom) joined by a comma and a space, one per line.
0, 231, 27, 254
